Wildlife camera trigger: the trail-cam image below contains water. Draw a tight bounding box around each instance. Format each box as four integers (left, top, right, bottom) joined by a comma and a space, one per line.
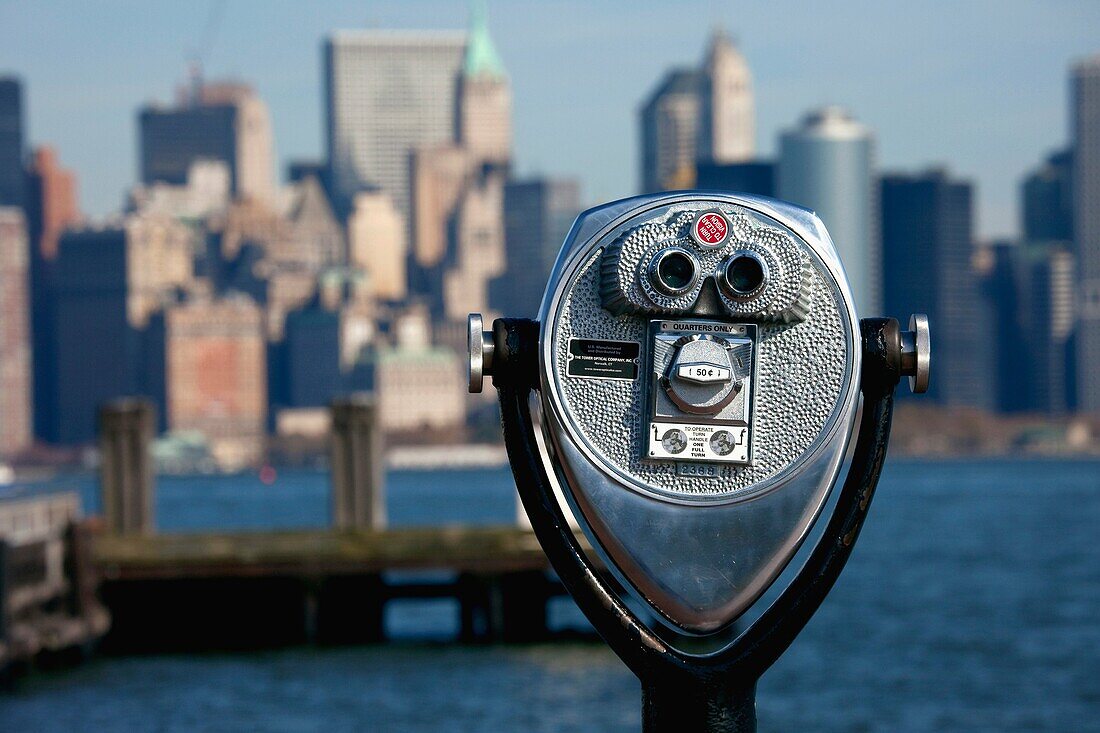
2, 459, 1099, 731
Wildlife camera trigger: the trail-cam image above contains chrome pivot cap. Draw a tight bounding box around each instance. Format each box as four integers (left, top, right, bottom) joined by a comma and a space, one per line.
467, 313, 495, 394
901, 313, 931, 394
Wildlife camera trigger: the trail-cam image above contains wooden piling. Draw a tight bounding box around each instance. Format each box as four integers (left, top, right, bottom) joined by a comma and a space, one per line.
98, 398, 156, 535
330, 394, 386, 530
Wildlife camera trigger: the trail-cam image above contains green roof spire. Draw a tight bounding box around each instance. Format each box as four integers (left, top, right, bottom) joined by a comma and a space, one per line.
464, 0, 506, 79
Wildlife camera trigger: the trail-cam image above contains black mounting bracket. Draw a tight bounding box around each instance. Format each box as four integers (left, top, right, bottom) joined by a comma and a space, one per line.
492, 317, 903, 733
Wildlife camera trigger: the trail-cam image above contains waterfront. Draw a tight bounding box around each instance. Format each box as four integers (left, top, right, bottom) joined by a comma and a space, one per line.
2, 458, 1100, 731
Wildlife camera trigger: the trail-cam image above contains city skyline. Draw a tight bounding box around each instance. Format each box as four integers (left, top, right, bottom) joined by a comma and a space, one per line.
1, 1, 1099, 239
2, 4, 1100, 466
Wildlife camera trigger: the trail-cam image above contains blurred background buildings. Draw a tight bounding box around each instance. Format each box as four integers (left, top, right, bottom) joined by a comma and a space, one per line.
0, 7, 1099, 471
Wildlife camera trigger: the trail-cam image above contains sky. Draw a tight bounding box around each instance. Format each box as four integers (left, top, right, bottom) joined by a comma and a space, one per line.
1, 0, 1098, 240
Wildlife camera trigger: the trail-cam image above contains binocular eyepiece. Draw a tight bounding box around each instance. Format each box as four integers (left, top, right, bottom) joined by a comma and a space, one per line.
646, 247, 769, 303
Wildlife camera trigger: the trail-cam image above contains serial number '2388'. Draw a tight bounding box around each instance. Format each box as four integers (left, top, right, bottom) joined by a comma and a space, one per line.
676, 462, 724, 478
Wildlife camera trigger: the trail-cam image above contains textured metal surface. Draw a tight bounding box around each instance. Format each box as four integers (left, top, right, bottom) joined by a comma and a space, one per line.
600, 205, 812, 323
529, 194, 862, 635
551, 203, 849, 498
493, 316, 900, 733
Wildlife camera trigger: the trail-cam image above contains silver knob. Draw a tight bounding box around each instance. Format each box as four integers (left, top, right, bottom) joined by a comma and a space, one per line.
468, 313, 495, 393
899, 313, 930, 394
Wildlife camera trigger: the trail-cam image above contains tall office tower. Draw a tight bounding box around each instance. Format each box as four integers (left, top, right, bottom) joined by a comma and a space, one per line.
639, 30, 755, 193
442, 170, 506, 321
49, 215, 193, 443
881, 169, 993, 409
1016, 145, 1077, 414
316, 269, 375, 367
640, 70, 702, 192
0, 78, 23, 208
779, 107, 879, 315
25, 148, 80, 260
699, 28, 754, 165
1023, 245, 1077, 414
490, 178, 581, 318
325, 30, 466, 215
410, 144, 471, 274
988, 241, 1076, 414
278, 274, 374, 410
1071, 55, 1100, 411
695, 160, 775, 197
24, 147, 80, 441
456, 4, 510, 166
985, 242, 1024, 412
140, 81, 275, 204
0, 208, 31, 457
349, 189, 407, 302
1022, 149, 1073, 242
281, 298, 344, 408
163, 294, 266, 470
409, 139, 514, 320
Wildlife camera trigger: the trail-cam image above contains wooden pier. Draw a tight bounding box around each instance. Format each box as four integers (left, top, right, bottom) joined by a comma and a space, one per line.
3, 397, 598, 661
94, 527, 587, 650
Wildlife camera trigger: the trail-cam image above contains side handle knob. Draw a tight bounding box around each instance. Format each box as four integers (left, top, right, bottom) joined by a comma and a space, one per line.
468, 313, 496, 393
900, 314, 930, 394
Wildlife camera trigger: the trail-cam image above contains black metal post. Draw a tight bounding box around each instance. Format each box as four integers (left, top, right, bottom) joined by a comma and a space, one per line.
641, 673, 757, 733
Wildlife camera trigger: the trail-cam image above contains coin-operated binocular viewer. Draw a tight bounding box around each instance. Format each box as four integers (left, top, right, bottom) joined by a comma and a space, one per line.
469, 192, 930, 732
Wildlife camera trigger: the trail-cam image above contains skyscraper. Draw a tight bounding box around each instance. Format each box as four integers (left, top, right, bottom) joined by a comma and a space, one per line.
778, 107, 879, 315
1071, 55, 1100, 411
441, 169, 505, 321
1022, 149, 1073, 242
1012, 144, 1077, 415
24, 147, 80, 441
695, 161, 775, 197
456, 3, 511, 167
163, 294, 267, 470
881, 169, 993, 409
0, 208, 31, 457
640, 70, 702, 193
699, 29, 754, 165
410, 144, 472, 276
987, 241, 1075, 415
1025, 245, 1077, 414
349, 189, 407, 302
49, 215, 192, 443
139, 81, 275, 204
324, 30, 466, 215
281, 298, 344, 409
0, 77, 24, 209
394, 8, 512, 322
639, 30, 754, 193
491, 178, 581, 318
